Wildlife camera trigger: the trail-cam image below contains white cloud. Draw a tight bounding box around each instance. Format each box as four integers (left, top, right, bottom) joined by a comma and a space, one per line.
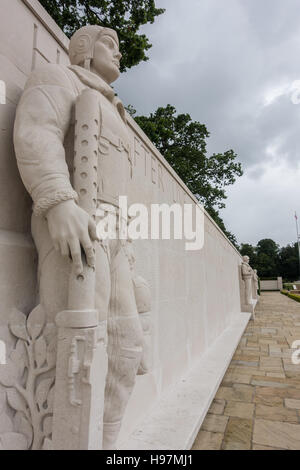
263, 83, 292, 107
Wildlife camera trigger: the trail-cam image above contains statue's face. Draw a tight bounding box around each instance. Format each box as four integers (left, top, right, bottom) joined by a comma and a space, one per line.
243, 256, 249, 263
91, 33, 122, 84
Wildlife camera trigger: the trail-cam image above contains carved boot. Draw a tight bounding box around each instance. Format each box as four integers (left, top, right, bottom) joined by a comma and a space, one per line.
102, 314, 143, 450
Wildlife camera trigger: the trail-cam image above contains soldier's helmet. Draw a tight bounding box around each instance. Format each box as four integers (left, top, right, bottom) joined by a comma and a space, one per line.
69, 25, 119, 70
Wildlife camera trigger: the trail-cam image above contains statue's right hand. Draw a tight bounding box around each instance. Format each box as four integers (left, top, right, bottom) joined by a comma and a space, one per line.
46, 199, 99, 275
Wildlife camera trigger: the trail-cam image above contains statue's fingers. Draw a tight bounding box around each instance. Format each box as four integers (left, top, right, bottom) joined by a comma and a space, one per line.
81, 234, 95, 268
69, 238, 83, 275
88, 218, 99, 242
60, 240, 70, 258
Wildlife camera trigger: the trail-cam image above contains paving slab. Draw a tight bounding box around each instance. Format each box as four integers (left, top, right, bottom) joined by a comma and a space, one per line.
192, 292, 300, 450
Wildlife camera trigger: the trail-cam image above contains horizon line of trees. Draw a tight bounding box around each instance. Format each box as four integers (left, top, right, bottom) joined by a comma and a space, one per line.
240, 239, 300, 281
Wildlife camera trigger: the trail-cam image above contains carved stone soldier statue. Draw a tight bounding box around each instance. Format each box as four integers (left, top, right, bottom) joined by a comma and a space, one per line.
13, 25, 150, 449
241, 255, 253, 305
253, 269, 259, 298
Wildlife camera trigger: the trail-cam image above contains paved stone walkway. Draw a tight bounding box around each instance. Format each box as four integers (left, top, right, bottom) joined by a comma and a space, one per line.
192, 292, 300, 450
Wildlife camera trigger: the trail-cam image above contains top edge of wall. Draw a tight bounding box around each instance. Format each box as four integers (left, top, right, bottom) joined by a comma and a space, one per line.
21, 0, 242, 258
22, 0, 69, 51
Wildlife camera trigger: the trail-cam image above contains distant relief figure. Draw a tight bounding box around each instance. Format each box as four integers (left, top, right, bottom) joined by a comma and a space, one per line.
253, 269, 259, 298
241, 255, 253, 305
13, 25, 150, 450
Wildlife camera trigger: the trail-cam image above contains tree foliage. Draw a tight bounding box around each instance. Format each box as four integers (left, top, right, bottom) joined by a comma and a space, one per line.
133, 104, 243, 246
279, 244, 299, 281
240, 239, 300, 281
39, 0, 165, 71
240, 243, 257, 265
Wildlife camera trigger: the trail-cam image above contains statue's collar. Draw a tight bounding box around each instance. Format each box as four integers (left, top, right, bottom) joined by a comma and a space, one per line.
68, 65, 126, 123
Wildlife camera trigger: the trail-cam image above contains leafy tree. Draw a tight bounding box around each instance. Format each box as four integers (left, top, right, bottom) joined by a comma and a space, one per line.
240, 243, 257, 266
279, 243, 299, 281
238, 238, 300, 281
251, 239, 279, 278
255, 252, 278, 278
39, 0, 165, 71
134, 105, 243, 244
256, 239, 279, 259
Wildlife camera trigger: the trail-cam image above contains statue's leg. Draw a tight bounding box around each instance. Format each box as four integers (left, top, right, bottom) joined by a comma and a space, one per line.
33, 217, 142, 449
245, 278, 252, 305
33, 216, 112, 448
102, 239, 144, 450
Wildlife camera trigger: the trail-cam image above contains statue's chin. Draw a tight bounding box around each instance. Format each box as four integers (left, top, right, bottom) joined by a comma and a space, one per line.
90, 64, 120, 84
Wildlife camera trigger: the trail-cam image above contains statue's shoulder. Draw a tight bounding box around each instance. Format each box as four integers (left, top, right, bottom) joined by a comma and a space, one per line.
25, 64, 74, 91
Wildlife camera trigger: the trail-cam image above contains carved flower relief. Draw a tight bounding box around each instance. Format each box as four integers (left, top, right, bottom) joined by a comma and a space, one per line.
0, 306, 56, 450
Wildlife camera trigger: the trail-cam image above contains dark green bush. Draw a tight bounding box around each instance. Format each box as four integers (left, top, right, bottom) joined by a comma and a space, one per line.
280, 290, 289, 296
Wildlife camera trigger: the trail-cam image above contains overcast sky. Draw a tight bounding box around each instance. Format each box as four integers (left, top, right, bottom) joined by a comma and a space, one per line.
115, 0, 300, 247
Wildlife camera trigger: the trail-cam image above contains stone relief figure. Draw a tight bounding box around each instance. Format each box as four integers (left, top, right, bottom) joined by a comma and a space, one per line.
124, 239, 152, 375
241, 255, 253, 305
12, 25, 151, 450
253, 269, 259, 298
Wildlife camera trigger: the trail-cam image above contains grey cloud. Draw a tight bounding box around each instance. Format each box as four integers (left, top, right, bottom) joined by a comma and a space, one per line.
115, 0, 300, 246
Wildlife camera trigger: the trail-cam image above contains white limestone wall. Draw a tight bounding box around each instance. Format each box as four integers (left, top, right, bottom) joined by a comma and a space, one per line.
0, 0, 72, 348
0, 0, 244, 444
260, 278, 283, 291
119, 119, 243, 442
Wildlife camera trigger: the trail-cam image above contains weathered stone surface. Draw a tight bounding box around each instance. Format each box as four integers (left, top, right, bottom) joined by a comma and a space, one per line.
192, 431, 223, 450
259, 357, 284, 374
253, 419, 300, 450
222, 418, 252, 450
202, 414, 229, 433
284, 398, 300, 409
224, 401, 255, 420
216, 384, 254, 403
209, 399, 226, 415
223, 372, 251, 385
254, 390, 283, 407
252, 444, 283, 450
193, 292, 300, 450
255, 405, 298, 423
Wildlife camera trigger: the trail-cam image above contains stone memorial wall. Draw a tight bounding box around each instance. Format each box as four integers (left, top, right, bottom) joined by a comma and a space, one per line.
0, 0, 254, 450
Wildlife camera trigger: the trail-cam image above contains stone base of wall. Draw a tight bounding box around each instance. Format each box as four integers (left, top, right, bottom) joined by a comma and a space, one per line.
119, 312, 251, 450
241, 299, 258, 320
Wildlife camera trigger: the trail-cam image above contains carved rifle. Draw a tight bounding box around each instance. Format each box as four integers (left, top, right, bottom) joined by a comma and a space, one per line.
51, 89, 107, 450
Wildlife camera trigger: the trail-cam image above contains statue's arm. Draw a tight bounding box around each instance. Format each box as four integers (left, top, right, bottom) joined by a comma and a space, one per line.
241, 263, 250, 277
14, 83, 77, 216
13, 75, 97, 273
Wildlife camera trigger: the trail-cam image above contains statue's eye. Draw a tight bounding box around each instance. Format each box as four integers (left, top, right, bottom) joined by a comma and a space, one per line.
102, 37, 115, 50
